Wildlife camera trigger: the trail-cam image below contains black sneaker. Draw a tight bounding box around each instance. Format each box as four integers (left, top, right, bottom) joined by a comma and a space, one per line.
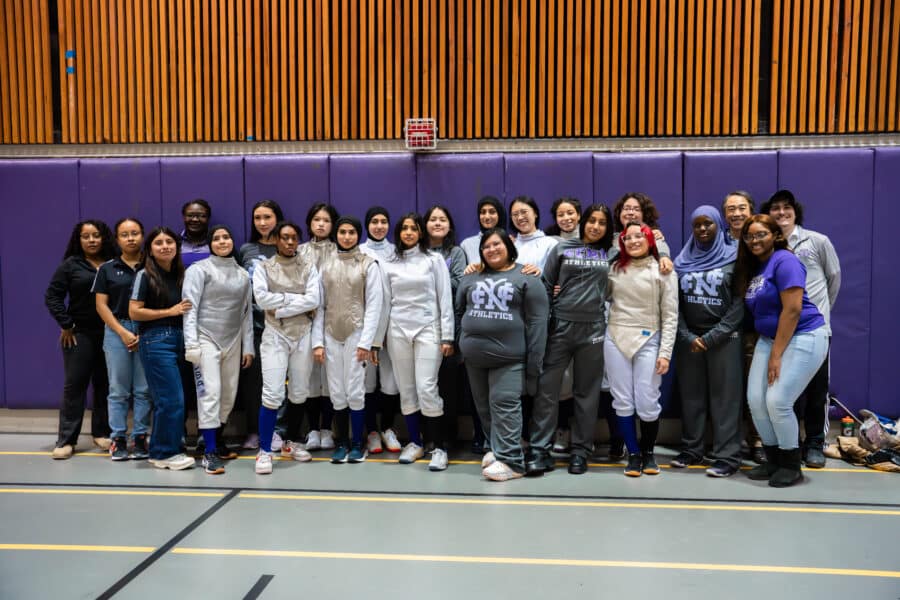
624, 453, 643, 477
109, 437, 130, 461
706, 460, 738, 478
201, 452, 225, 475
130, 434, 149, 460
641, 452, 660, 475
607, 440, 626, 462
804, 444, 826, 469
670, 451, 703, 468
216, 444, 239, 460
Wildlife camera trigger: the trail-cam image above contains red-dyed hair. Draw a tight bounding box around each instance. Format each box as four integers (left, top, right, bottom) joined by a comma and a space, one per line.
614, 221, 659, 272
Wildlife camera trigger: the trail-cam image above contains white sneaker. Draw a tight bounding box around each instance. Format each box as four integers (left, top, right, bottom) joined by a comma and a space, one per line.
306, 430, 322, 450
241, 433, 260, 450
382, 428, 402, 452
271, 432, 284, 452
367, 431, 383, 454
320, 429, 335, 450
553, 429, 571, 453
483, 461, 523, 481
398, 442, 424, 464
481, 451, 496, 469
255, 451, 273, 474
291, 444, 312, 462
149, 453, 195, 471
428, 448, 449, 471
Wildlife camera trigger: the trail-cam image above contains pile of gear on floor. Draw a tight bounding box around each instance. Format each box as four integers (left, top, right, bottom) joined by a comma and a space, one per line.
824, 399, 900, 472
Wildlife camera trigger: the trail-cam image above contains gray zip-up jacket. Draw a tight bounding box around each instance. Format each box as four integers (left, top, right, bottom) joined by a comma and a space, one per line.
787, 225, 841, 333
542, 239, 617, 325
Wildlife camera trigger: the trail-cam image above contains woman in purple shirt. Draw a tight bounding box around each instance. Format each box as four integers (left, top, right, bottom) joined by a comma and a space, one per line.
735, 215, 828, 487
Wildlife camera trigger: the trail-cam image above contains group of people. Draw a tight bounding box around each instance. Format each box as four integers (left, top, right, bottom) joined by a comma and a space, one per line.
45, 188, 840, 487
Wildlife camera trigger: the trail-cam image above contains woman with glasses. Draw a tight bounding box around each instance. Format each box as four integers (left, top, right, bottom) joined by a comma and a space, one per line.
604, 222, 678, 478
613, 193, 674, 274
735, 215, 828, 487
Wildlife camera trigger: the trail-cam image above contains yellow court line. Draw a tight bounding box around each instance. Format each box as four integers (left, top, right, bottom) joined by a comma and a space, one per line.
0, 488, 224, 498
170, 547, 900, 579
237, 492, 900, 516
0, 543, 153, 553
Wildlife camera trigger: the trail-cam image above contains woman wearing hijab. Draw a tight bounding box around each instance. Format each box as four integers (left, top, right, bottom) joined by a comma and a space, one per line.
460, 196, 508, 265
671, 206, 745, 478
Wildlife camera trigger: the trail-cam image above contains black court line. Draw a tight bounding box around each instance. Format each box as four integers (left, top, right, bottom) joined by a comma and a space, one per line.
2, 480, 899, 510
243, 575, 275, 600
95, 489, 240, 599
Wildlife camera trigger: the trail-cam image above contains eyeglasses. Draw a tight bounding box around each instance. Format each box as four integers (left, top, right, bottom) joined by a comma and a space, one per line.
742, 231, 771, 243
510, 210, 532, 219
621, 207, 642, 213
623, 234, 646, 242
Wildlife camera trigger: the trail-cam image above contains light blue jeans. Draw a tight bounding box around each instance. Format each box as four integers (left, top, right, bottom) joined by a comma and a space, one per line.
747, 326, 829, 450
104, 322, 152, 439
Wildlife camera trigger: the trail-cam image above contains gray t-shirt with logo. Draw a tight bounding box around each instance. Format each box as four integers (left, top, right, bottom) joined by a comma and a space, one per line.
456, 265, 549, 381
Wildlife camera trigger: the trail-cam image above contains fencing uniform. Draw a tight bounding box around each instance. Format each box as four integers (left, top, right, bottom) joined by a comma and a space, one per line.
182, 255, 254, 431
360, 238, 399, 396
299, 239, 336, 398
252, 253, 322, 411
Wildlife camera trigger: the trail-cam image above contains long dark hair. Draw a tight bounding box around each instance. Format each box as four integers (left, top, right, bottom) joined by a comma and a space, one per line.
249, 200, 285, 243
733, 214, 790, 298
63, 219, 115, 261
142, 226, 185, 303
613, 192, 660, 231
306, 202, 340, 242
393, 213, 429, 258
544, 197, 582, 236
579, 204, 614, 250
113, 217, 145, 261
614, 221, 659, 272
424, 204, 458, 249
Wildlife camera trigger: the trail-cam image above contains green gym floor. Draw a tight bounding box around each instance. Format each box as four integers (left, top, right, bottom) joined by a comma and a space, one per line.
1, 432, 898, 599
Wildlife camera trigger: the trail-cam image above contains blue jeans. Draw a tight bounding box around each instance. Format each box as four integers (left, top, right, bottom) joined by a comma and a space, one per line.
138, 327, 186, 459
104, 322, 152, 439
747, 326, 828, 450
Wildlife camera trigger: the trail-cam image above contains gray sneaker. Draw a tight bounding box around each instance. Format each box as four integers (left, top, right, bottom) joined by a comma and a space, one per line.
149, 453, 195, 471
428, 448, 449, 471
398, 442, 424, 464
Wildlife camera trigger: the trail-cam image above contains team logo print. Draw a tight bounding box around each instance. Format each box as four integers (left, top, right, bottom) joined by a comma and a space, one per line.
745, 275, 766, 299
471, 277, 515, 311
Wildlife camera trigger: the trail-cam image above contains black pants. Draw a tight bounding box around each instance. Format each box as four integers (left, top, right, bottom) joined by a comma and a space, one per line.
795, 345, 830, 444
236, 332, 263, 435
57, 329, 110, 446
438, 354, 462, 444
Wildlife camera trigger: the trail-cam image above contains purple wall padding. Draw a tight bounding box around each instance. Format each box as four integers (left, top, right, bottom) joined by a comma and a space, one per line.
504, 152, 593, 234
870, 148, 900, 417
0, 160, 80, 408
416, 153, 504, 240
159, 157, 245, 246
593, 152, 684, 251
778, 149, 874, 414
79, 158, 162, 231
329, 154, 416, 235
243, 155, 330, 239
682, 151, 778, 235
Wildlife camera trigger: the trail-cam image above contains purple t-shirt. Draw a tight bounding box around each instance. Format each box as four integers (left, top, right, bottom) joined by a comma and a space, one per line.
744, 249, 825, 339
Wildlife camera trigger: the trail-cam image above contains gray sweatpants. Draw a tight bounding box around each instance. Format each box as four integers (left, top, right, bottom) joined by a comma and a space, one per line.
674, 332, 743, 468
466, 362, 525, 472
531, 319, 605, 458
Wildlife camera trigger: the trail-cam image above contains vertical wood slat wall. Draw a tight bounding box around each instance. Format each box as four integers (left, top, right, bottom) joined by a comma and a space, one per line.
3, 1, 900, 143
769, 0, 900, 134
0, 2, 53, 143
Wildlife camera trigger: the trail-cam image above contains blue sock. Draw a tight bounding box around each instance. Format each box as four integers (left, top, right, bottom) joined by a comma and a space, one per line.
617, 415, 639, 455
404, 412, 422, 446
351, 409, 366, 445
200, 428, 217, 453
259, 407, 278, 453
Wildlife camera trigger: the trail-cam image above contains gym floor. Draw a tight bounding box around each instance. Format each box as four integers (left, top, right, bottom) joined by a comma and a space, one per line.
1, 432, 898, 599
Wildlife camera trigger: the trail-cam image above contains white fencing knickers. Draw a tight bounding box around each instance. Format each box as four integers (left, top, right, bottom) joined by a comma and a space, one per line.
260, 327, 314, 410
364, 345, 399, 395
388, 323, 443, 418
604, 332, 663, 421
193, 333, 242, 429
325, 329, 366, 411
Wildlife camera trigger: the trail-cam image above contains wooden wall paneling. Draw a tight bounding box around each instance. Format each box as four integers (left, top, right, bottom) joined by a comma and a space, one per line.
350, 0, 358, 137
609, 0, 618, 135
474, 0, 482, 136
201, 1, 210, 139
627, 0, 637, 136
254, 0, 263, 139
421, 0, 430, 118
0, 4, 11, 143
325, 0, 336, 140
787, 0, 800, 133
60, 0, 71, 142
90, 0, 102, 141
141, 0, 152, 141
149, 0, 159, 141
797, 0, 811, 131
493, 0, 501, 137
133, 0, 144, 142
339, 0, 348, 137
176, 0, 186, 140
404, 0, 411, 129
393, 0, 402, 137
749, 0, 760, 133
21, 1, 36, 142
279, 0, 288, 140
744, 0, 755, 134
227, 1, 236, 139
184, 0, 195, 141
727, 0, 738, 134
441, 0, 449, 137
580, 0, 591, 136
711, 0, 722, 133
888, 0, 900, 130
875, 0, 889, 131
42, 0, 55, 141
817, 0, 831, 131
155, 0, 166, 141
412, 0, 419, 123
646, 0, 656, 136
370, 0, 377, 137
358, 0, 366, 138
262, 0, 271, 139
838, 0, 856, 131
519, 0, 528, 137
510, 0, 519, 136
703, 0, 713, 135
807, 0, 820, 134
692, 0, 703, 135
29, 1, 43, 141
378, 0, 387, 138
237, 0, 246, 139
211, 0, 221, 140
464, 0, 472, 136
565, 0, 574, 136
771, 0, 782, 133
665, 0, 675, 134
72, 0, 85, 142
858, 0, 873, 131
528, 0, 536, 136
827, 0, 840, 131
